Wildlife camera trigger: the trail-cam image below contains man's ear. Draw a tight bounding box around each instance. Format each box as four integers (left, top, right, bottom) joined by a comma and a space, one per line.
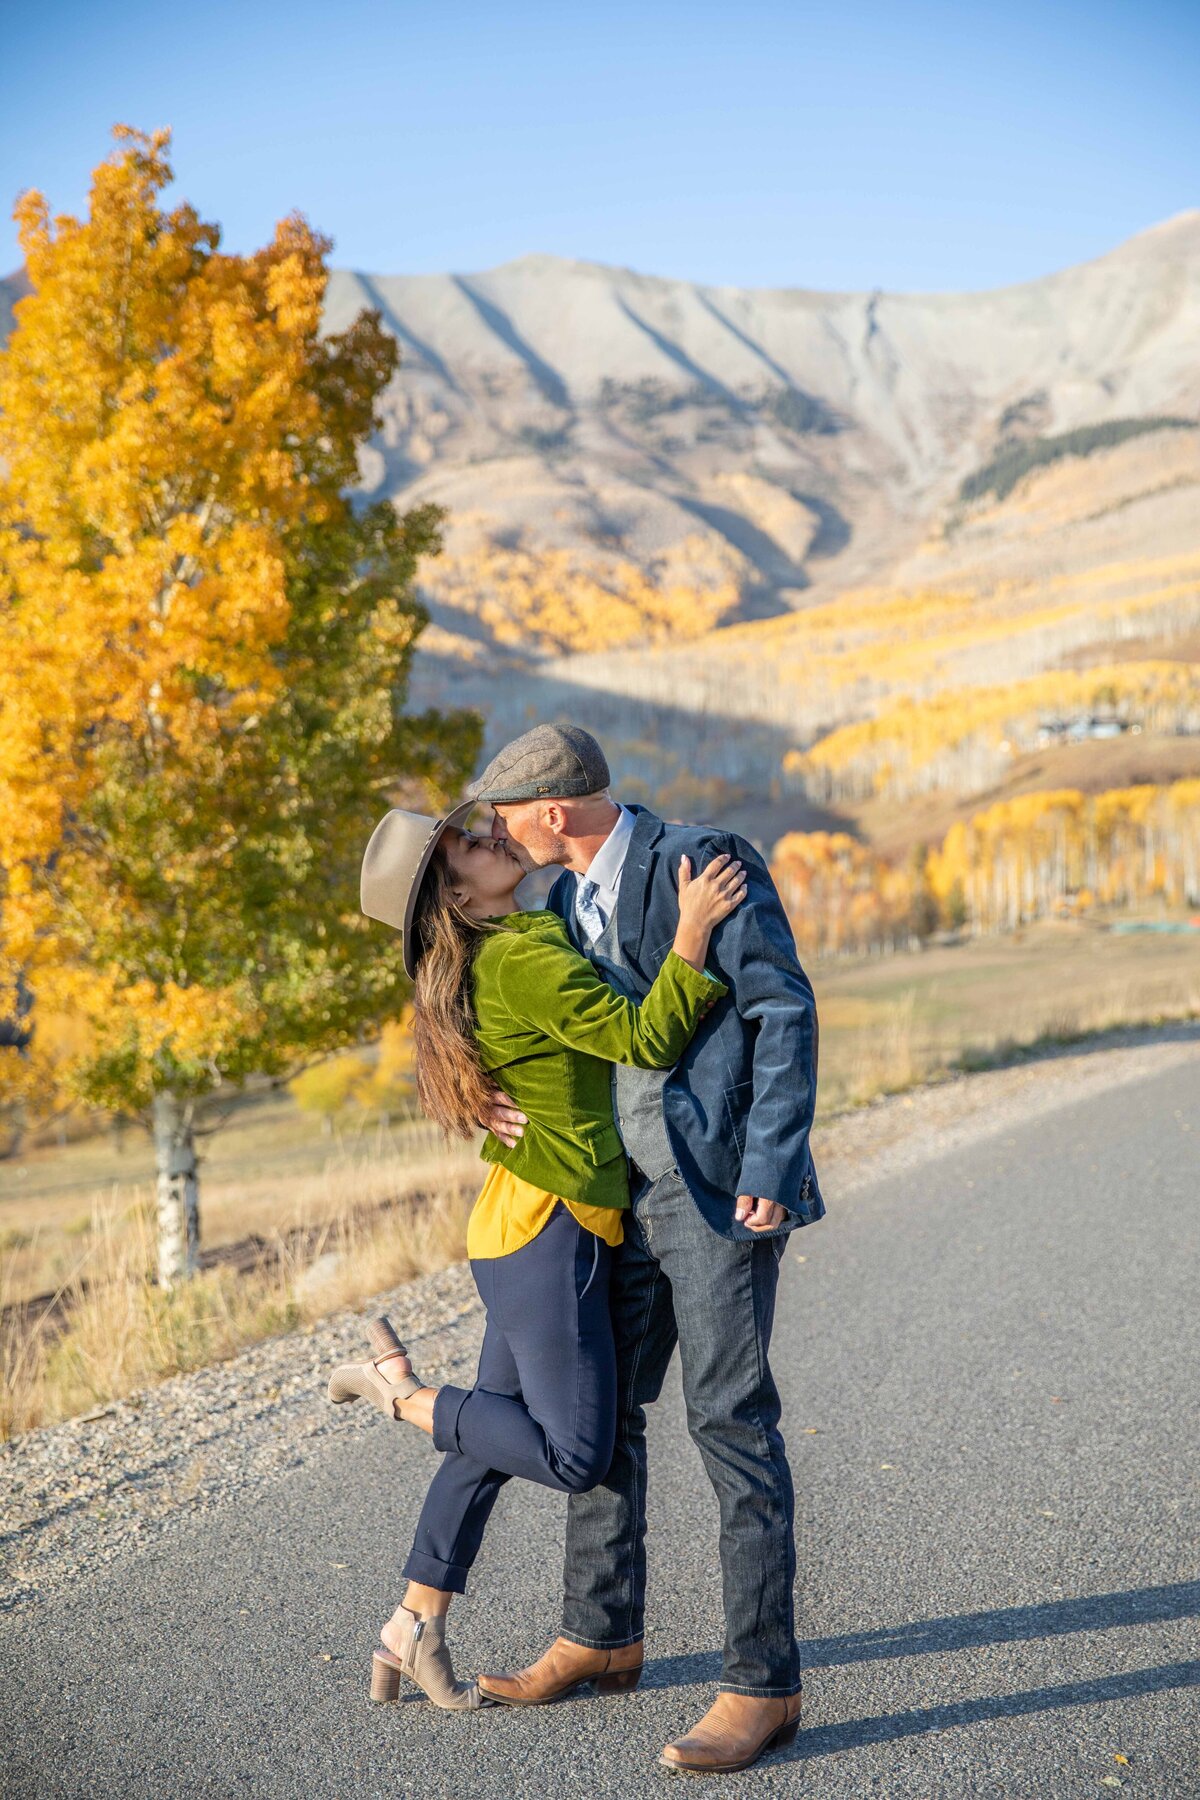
543, 800, 568, 835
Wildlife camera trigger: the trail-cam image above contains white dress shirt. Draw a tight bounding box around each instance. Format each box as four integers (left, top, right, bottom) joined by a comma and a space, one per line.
573, 805, 636, 946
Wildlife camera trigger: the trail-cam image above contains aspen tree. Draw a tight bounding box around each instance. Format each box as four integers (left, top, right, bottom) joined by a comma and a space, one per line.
0, 129, 478, 1283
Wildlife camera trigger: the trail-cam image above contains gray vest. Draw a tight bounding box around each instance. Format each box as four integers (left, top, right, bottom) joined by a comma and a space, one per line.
587, 908, 675, 1180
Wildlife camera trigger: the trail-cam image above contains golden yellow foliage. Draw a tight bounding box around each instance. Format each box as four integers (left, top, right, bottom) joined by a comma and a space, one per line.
771, 778, 1200, 953
288, 1053, 373, 1127
617, 555, 1200, 746
0, 129, 338, 871
924, 779, 1200, 932
770, 831, 914, 956
427, 538, 741, 654
792, 662, 1200, 802
0, 128, 477, 1280
352, 1012, 417, 1114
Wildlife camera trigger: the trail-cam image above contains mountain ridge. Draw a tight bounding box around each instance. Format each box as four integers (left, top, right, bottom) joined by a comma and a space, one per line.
348, 208, 1200, 300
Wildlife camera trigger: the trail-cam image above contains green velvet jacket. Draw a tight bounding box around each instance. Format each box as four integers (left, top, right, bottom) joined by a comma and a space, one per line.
472, 910, 726, 1210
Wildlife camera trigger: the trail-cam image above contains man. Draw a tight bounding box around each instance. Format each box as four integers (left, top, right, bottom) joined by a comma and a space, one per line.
469, 724, 823, 1775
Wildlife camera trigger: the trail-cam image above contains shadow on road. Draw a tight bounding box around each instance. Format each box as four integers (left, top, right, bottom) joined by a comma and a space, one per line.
797, 1580, 1200, 1669
644, 1579, 1200, 1694
782, 1661, 1200, 1761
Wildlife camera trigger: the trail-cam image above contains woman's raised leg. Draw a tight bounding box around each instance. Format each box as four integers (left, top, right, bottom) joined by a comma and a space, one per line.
432, 1207, 616, 1494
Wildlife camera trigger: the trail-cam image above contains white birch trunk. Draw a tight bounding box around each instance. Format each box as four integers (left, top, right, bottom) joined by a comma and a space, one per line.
153, 1089, 200, 1288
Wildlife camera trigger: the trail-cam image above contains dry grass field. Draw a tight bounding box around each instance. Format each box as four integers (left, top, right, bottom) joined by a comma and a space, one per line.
0, 1131, 481, 1439
813, 915, 1200, 1108
0, 1114, 476, 1308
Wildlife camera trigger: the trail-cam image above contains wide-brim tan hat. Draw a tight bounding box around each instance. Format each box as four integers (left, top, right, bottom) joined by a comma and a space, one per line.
360, 801, 475, 978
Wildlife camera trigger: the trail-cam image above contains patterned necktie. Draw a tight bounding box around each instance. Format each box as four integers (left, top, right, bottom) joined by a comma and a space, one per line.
576, 878, 604, 945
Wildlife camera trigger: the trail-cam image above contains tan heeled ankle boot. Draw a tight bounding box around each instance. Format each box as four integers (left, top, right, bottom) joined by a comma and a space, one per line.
327, 1315, 428, 1421
370, 1604, 480, 1711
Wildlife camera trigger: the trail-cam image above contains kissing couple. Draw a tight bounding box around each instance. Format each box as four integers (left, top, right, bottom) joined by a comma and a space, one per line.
327, 724, 823, 1775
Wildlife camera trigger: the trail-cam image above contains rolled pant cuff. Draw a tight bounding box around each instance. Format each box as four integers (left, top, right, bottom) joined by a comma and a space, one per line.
431, 1383, 470, 1455
560, 1629, 644, 1651
717, 1680, 804, 1698
402, 1550, 471, 1596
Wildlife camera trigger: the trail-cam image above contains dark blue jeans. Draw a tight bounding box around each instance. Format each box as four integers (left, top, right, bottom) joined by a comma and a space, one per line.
561, 1168, 800, 1697
404, 1202, 616, 1594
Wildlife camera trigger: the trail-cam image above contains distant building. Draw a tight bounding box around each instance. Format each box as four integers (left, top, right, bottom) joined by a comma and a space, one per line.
1035, 714, 1132, 747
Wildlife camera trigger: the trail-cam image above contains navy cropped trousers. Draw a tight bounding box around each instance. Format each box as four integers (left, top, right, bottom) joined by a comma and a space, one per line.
403, 1202, 617, 1594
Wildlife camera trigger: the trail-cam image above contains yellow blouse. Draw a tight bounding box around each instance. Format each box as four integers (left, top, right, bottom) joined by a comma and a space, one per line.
467, 1162, 625, 1261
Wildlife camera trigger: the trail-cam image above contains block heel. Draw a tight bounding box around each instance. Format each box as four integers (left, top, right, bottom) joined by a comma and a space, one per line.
769, 1719, 800, 1751
370, 1650, 403, 1703
367, 1316, 404, 1358
595, 1666, 642, 1694
370, 1605, 481, 1711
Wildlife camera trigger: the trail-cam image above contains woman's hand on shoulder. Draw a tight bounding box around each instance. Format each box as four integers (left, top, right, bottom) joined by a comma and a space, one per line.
677, 850, 748, 932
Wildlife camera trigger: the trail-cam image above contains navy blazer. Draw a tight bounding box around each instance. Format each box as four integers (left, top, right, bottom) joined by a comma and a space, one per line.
547, 806, 824, 1240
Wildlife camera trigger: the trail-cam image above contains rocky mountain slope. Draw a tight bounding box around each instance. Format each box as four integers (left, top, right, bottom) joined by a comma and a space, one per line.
322, 211, 1200, 626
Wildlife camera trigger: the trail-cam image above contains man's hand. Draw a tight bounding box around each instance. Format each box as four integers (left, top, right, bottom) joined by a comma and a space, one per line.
735, 1195, 786, 1231
480, 1087, 527, 1148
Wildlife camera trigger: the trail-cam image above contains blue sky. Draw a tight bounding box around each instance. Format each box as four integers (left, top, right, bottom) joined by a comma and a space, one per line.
2, 1, 1197, 293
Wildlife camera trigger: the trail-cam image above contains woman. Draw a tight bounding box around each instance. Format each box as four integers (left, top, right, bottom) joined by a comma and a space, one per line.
327, 804, 746, 1710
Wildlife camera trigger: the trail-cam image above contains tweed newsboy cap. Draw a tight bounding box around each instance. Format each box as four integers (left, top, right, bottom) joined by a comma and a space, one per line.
467, 724, 611, 805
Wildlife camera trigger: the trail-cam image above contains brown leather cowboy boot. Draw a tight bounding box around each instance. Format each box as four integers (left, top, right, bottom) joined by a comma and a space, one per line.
477, 1636, 643, 1706
660, 1691, 802, 1772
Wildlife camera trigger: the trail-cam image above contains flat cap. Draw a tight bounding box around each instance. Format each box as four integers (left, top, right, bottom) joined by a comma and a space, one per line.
467, 724, 610, 806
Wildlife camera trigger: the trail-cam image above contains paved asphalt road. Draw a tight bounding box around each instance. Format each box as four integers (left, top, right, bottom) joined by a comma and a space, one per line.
3, 1051, 1198, 1798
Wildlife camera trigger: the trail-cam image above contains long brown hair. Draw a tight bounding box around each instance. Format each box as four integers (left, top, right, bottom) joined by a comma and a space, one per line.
410, 843, 505, 1137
